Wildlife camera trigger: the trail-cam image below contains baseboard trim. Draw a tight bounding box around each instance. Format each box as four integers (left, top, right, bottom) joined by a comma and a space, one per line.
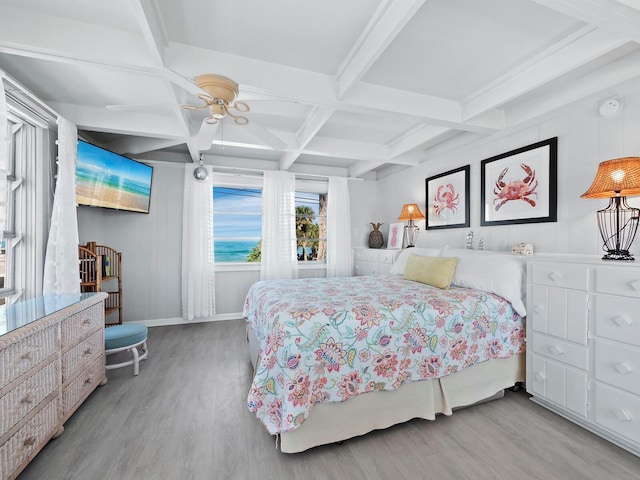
124, 313, 244, 328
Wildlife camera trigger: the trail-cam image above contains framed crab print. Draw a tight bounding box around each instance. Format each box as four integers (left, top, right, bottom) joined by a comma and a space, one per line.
425, 165, 470, 230
480, 137, 557, 226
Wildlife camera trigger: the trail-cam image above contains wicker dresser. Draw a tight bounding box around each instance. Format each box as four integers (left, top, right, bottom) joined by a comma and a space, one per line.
0, 293, 107, 480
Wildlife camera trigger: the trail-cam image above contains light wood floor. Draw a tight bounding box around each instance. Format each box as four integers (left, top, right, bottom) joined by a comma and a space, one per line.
19, 321, 640, 480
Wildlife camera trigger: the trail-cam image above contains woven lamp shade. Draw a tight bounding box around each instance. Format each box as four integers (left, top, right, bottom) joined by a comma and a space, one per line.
398, 203, 425, 221
581, 157, 640, 198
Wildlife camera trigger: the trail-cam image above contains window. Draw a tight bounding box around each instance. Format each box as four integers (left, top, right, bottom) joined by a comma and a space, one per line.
212, 186, 327, 263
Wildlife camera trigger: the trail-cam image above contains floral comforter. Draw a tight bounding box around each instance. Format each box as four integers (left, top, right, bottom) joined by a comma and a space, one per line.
243, 275, 525, 435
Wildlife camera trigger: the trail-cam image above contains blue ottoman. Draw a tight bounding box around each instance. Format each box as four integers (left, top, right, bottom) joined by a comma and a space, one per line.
105, 324, 148, 376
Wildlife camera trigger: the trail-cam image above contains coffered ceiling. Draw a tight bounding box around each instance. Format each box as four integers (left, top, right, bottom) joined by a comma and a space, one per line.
1, 0, 639, 178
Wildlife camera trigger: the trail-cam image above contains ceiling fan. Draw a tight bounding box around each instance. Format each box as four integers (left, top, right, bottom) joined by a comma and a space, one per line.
180, 74, 249, 126
106, 72, 287, 152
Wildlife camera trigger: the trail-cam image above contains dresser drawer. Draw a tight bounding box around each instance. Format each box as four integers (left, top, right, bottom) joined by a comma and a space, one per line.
594, 339, 640, 396
60, 303, 104, 346
378, 251, 397, 265
0, 358, 59, 434
530, 262, 589, 290
0, 397, 59, 479
531, 332, 588, 371
595, 267, 640, 298
61, 329, 103, 382
594, 382, 640, 445
0, 324, 58, 389
62, 356, 104, 418
594, 294, 640, 347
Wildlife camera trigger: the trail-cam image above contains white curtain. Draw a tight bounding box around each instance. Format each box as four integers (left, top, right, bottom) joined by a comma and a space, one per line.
0, 77, 7, 240
181, 164, 215, 320
261, 170, 297, 280
43, 117, 80, 295
327, 176, 352, 277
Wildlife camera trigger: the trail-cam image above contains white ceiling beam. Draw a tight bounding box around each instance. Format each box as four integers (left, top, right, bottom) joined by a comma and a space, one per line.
529, 0, 640, 42
462, 26, 629, 121
335, 0, 425, 99
130, 0, 168, 66
47, 102, 183, 138
349, 160, 386, 178
388, 125, 452, 158
506, 49, 640, 127
280, 106, 335, 170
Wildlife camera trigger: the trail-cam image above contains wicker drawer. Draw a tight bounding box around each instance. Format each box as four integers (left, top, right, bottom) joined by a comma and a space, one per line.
61, 329, 103, 382
0, 324, 58, 389
62, 356, 104, 418
60, 303, 103, 347
0, 359, 59, 435
0, 397, 59, 480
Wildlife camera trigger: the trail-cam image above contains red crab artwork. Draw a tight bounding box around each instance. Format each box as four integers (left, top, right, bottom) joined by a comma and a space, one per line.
433, 183, 459, 218
493, 163, 538, 211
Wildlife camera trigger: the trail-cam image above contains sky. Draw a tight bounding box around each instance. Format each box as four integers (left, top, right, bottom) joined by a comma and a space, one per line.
212, 187, 320, 240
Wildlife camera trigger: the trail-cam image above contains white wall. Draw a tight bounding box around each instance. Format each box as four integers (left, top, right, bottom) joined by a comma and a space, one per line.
358, 78, 640, 256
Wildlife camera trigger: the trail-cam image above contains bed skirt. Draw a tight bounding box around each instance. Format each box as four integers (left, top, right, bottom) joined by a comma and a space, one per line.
247, 326, 525, 453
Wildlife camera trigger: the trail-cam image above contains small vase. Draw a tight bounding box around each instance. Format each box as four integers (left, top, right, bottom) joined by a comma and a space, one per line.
368, 222, 384, 249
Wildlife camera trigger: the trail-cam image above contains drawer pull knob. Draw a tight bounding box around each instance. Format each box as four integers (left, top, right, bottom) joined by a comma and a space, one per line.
613, 409, 632, 422
23, 436, 37, 447
84, 376, 93, 385
20, 352, 32, 362
629, 280, 640, 291
20, 393, 35, 404
549, 345, 563, 356
84, 348, 93, 355
612, 315, 633, 327
548, 271, 563, 282
82, 318, 91, 326
535, 372, 546, 382
533, 305, 545, 314
614, 362, 633, 374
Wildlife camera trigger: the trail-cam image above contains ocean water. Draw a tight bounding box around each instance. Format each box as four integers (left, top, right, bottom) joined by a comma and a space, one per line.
215, 240, 259, 262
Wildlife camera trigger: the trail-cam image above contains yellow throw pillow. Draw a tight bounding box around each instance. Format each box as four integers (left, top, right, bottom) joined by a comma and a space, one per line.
403, 254, 457, 289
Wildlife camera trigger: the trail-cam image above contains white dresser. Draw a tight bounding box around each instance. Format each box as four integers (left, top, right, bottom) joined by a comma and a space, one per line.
353, 248, 401, 276
527, 255, 640, 457
0, 293, 107, 479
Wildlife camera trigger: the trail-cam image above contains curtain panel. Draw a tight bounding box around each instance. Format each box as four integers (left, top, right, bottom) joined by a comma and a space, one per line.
43, 117, 80, 295
327, 176, 352, 277
261, 170, 297, 280
181, 164, 215, 320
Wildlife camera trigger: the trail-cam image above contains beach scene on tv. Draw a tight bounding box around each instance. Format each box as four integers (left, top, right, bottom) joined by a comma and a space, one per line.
76, 141, 152, 213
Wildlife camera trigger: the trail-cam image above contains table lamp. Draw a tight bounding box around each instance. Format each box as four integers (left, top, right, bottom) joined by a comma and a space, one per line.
398, 203, 425, 248
581, 157, 640, 260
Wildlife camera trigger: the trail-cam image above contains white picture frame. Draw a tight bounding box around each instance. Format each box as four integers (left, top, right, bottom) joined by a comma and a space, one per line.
387, 222, 404, 249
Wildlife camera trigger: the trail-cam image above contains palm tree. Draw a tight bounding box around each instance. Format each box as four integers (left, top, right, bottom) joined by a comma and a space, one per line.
296, 205, 316, 260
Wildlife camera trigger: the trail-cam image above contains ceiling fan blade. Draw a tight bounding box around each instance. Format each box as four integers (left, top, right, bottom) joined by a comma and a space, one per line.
245, 122, 287, 150
196, 120, 220, 151
106, 104, 176, 112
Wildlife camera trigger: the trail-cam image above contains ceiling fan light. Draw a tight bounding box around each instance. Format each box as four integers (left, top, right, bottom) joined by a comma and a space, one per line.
194, 74, 238, 105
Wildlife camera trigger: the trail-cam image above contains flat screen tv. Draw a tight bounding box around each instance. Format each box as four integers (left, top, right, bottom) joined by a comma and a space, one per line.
76, 140, 153, 214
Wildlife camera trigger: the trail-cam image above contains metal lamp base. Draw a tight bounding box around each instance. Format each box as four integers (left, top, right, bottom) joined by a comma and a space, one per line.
602, 250, 635, 261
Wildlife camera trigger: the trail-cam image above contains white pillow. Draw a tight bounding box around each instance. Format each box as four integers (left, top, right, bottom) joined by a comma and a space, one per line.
441, 246, 527, 317
389, 247, 443, 275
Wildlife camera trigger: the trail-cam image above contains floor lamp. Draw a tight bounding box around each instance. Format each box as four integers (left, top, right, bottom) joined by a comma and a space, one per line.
581, 157, 640, 260
398, 203, 425, 248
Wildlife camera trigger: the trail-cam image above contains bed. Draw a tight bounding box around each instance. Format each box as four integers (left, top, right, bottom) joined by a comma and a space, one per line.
244, 247, 527, 453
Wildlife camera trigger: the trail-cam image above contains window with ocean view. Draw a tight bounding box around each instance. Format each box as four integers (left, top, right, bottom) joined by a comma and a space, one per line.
212, 186, 327, 263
